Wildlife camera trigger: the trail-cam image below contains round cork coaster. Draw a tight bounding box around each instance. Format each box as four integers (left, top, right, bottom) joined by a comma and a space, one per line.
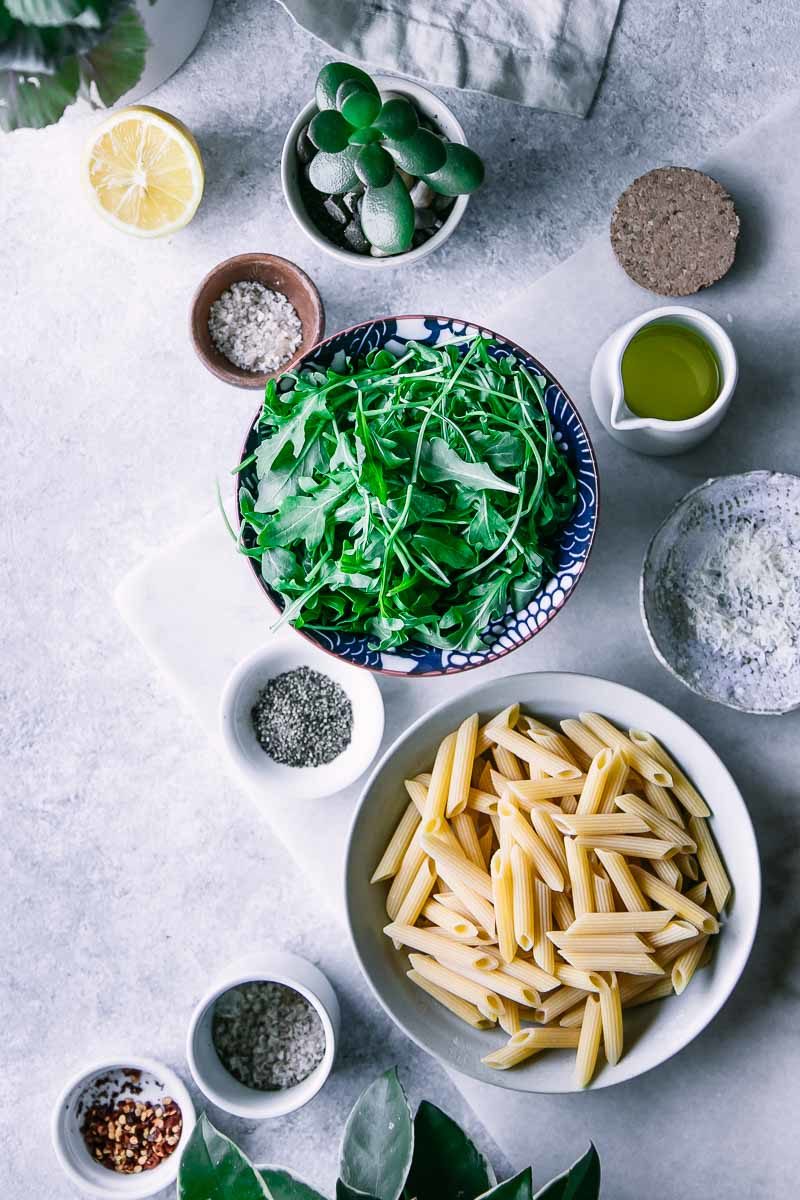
610, 167, 740, 296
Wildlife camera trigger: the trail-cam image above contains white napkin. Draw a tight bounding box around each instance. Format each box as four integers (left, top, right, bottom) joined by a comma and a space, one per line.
278, 0, 621, 116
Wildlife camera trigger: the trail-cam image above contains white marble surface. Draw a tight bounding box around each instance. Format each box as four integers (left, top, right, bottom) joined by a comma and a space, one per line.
3, 0, 800, 1196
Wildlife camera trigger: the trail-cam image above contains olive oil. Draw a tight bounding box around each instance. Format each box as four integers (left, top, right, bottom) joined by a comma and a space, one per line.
621, 322, 720, 421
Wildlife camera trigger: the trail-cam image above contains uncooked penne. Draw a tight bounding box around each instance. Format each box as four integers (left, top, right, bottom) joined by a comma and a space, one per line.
648, 919, 699, 948
598, 972, 623, 1065
452, 810, 485, 868
386, 829, 427, 919
407, 953, 504, 1019
552, 890, 576, 931
483, 1027, 581, 1070
547, 932, 649, 954
404, 777, 428, 814
456, 964, 542, 1007
498, 998, 522, 1035
579, 713, 673, 787
447, 713, 479, 817
565, 837, 595, 917
371, 802, 421, 882
474, 704, 520, 757
489, 726, 582, 780
575, 834, 679, 860
498, 798, 565, 891
560, 794, 579, 815
530, 806, 570, 877
569, 911, 673, 934
595, 849, 649, 912
434, 859, 497, 935
384, 922, 499, 971
671, 936, 709, 993
684, 880, 708, 906
493, 744, 526, 781
395, 857, 437, 927
576, 748, 615, 815
688, 816, 731, 912
420, 826, 494, 901
533, 877, 556, 974
502, 954, 560, 992
421, 900, 478, 940
629, 865, 719, 933
651, 857, 683, 890
534, 985, 586, 1024
675, 852, 699, 881
558, 949, 663, 975
554, 812, 650, 836
491, 852, 516, 963
623, 977, 675, 1008
466, 788, 500, 816
593, 870, 616, 914
505, 777, 589, 808
628, 729, 710, 817
407, 969, 495, 1029
643, 780, 684, 825
598, 750, 629, 813
510, 844, 535, 953
575, 994, 603, 1087
424, 731, 458, 819
615, 793, 696, 851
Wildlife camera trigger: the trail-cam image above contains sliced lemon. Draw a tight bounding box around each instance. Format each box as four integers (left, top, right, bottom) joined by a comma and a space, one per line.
84, 105, 204, 237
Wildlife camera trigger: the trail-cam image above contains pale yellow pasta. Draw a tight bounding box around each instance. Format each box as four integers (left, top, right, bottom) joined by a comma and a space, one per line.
433, 890, 472, 917
424, 731, 458, 819
483, 1027, 581, 1070
489, 726, 582, 779
421, 899, 478, 939
558, 949, 663, 975
407, 953, 504, 1019
371, 802, 421, 882
655, 934, 705, 968
554, 812, 650, 836
534, 985, 586, 1023
498, 998, 521, 1035
477, 759, 496, 793
615, 793, 696, 851
565, 837, 595, 917
420, 826, 494, 901
395, 857, 437, 928
474, 704, 520, 757
510, 844, 535, 953
384, 922, 499, 971
648, 919, 699, 948
446, 713, 479, 817
598, 972, 623, 1065
457, 964, 541, 1007
643, 780, 684, 825
560, 718, 606, 761
505, 777, 589, 808
386, 830, 427, 919
651, 857, 683, 889
555, 963, 604, 991
629, 865, 719, 933
547, 932, 649, 954
404, 777, 428, 814
560, 794, 579, 815
466, 787, 500, 816
593, 871, 616, 914
579, 713, 673, 786
570, 911, 673, 934
477, 826, 494, 866
529, 806, 570, 877
552, 890, 576, 931
671, 936, 709, 993
407, 970, 495, 1029
502, 954, 560, 992
452, 810, 485, 868
576, 748, 615, 814
623, 977, 675, 1008
497, 798, 564, 890
434, 859, 497, 934
598, 751, 629, 813
528, 729, 583, 769
594, 849, 649, 911
576, 834, 678, 860
492, 744, 526, 781
675, 853, 699, 881
684, 880, 708, 905
491, 852, 516, 963
688, 816, 731, 912
628, 729, 710, 817
533, 877, 556, 974
575, 994, 603, 1087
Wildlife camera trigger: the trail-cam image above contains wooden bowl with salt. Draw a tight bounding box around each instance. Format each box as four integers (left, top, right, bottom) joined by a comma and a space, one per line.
190, 253, 324, 389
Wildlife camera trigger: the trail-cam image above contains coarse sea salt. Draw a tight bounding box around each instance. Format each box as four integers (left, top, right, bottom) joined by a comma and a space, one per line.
208, 280, 302, 373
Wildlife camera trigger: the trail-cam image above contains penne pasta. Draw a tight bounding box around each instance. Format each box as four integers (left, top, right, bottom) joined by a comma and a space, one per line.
386, 829, 427, 919
533, 877, 556, 974
629, 865, 719, 933
576, 748, 615, 814
565, 837, 595, 917
623, 977, 675, 1008
575, 994, 603, 1087
455, 964, 542, 1007
555, 964, 605, 992
579, 713, 673, 787
407, 969, 495, 1029
648, 919, 699, 948
506, 777, 590, 808
452, 810, 485, 868
498, 998, 522, 1035
655, 934, 705, 968
407, 953, 504, 1019
434, 858, 497, 935
483, 1027, 581, 1070
474, 704, 520, 757
553, 812, 650, 836
395, 857, 437, 928
489, 726, 582, 779
384, 922, 500, 971
371, 802, 421, 882
502, 954, 561, 993
684, 880, 708, 905
534, 985, 586, 1024
498, 798, 564, 890
420, 826, 494, 900
446, 713, 479, 818
510, 844, 536, 953
671, 936, 709, 993
675, 852, 700, 881
598, 972, 623, 1066
404, 777, 428, 814
628, 729, 710, 817
558, 950, 663, 975
570, 910, 674, 934
492, 744, 526, 781
688, 816, 731, 912
651, 857, 683, 889
643, 780, 685, 825
598, 750, 629, 814
560, 794, 579, 815
575, 834, 679, 860
593, 870, 616, 914
424, 731, 458, 820
466, 787, 500, 816
595, 849, 649, 911
421, 899, 480, 939
615, 793, 696, 851
530, 806, 570, 878
477, 825, 494, 867
547, 932, 650, 954
491, 852, 516, 963
552, 890, 576, 931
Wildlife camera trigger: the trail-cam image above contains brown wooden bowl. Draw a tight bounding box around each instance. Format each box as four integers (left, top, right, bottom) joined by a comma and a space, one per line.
190, 253, 324, 389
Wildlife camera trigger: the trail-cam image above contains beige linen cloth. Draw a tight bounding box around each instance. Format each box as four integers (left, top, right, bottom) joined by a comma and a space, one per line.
278, 0, 621, 116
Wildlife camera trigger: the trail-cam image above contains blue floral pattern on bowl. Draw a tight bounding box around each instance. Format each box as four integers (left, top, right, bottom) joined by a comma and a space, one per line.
238, 316, 599, 676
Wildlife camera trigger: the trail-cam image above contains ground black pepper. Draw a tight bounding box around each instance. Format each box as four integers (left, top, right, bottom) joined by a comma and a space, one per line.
251, 666, 352, 767
212, 981, 326, 1090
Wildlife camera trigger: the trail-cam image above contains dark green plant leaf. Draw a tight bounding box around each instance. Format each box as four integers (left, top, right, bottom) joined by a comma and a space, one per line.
406, 1100, 495, 1200
336, 1182, 379, 1200
348, 125, 382, 145
534, 1146, 600, 1200
254, 393, 328, 477
415, 529, 476, 569
259, 1166, 328, 1200
471, 430, 524, 470
422, 142, 485, 196
0, 55, 78, 130
308, 144, 360, 194
339, 1067, 413, 1200
255, 435, 326, 512
355, 142, 393, 188
6, 0, 107, 25
384, 127, 446, 175
0, 4, 15, 39
309, 108, 351, 152
78, 2, 147, 106
373, 97, 417, 141
420, 437, 518, 494
316, 61, 378, 110
360, 172, 414, 254
478, 1169, 533, 1200
339, 85, 380, 129
178, 1113, 273, 1200
258, 477, 352, 550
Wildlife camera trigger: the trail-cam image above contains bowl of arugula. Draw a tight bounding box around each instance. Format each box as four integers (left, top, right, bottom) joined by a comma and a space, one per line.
235, 316, 598, 676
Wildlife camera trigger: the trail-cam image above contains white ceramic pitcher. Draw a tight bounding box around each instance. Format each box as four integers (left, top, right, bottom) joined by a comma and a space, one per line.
590, 305, 738, 456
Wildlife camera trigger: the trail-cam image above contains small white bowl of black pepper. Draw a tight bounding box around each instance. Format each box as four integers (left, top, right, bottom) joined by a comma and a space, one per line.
186, 951, 340, 1118
219, 640, 385, 800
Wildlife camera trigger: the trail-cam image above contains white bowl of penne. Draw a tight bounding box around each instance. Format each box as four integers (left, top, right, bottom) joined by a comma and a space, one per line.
345, 672, 760, 1092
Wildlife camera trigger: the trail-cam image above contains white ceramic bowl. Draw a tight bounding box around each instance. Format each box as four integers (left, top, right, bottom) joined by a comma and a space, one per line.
345, 671, 760, 1092
186, 951, 340, 1118
219, 639, 385, 800
51, 1055, 195, 1198
281, 75, 470, 269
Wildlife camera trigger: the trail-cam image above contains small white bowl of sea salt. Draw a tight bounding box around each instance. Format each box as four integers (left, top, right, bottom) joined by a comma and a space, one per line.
186, 951, 340, 1118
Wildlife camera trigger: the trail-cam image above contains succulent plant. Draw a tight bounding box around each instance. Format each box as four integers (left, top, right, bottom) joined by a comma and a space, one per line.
0, 0, 150, 133
304, 61, 485, 255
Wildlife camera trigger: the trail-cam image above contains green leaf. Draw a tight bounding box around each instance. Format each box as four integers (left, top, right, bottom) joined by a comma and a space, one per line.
308, 144, 360, 194
0, 55, 78, 131
422, 142, 485, 196
420, 438, 519, 494
347, 125, 382, 145
336, 1183, 379, 1200
355, 143, 394, 188
406, 1100, 495, 1200
258, 478, 351, 550
415, 529, 476, 569
254, 393, 328, 477
471, 430, 524, 470
534, 1146, 600, 1200
78, 2, 147, 106
316, 61, 378, 110
478, 1169, 533, 1200
255, 436, 325, 512
360, 172, 414, 254
178, 1113, 273, 1200
373, 97, 417, 141
260, 546, 299, 586
339, 1068, 413, 1200
339, 84, 380, 129
259, 1166, 328, 1200
309, 108, 351, 152
5, 0, 106, 26
384, 127, 446, 175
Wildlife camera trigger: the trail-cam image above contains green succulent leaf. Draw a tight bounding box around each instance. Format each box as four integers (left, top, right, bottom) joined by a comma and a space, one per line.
406, 1100, 495, 1200
355, 142, 394, 188
534, 1146, 600, 1200
360, 172, 414, 254
259, 1166, 328, 1200
336, 1183, 379, 1200
5, 0, 107, 26
309, 108, 351, 152
178, 1114, 273, 1200
422, 141, 485, 196
339, 1068, 413, 1200
374, 97, 417, 141
478, 1169, 534, 1200
339, 84, 380, 130
316, 61, 378, 111
78, 2, 147, 106
0, 55, 78, 131
308, 143, 360, 194
384, 127, 446, 175
347, 125, 382, 145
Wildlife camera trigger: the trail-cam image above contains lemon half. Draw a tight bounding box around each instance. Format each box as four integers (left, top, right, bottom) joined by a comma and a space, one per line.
84, 105, 204, 237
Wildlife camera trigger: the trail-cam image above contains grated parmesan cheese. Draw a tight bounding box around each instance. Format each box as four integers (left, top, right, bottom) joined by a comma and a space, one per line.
208, 280, 302, 373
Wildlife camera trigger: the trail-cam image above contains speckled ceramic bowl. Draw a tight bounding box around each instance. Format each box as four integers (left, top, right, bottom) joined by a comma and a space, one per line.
641, 471, 800, 714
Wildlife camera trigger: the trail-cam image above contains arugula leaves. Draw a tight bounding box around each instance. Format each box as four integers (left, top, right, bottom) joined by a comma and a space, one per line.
237, 336, 576, 652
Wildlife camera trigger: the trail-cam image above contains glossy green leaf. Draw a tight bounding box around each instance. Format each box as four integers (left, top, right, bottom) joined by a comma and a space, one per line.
478, 1169, 534, 1200
339, 1068, 413, 1200
308, 144, 360, 194
0, 56, 78, 131
339, 85, 380, 129
316, 61, 378, 111
406, 1100, 495, 1200
347, 125, 382, 145
336, 1182, 379, 1200
360, 172, 414, 253
254, 392, 328, 476
178, 1114, 273, 1200
259, 1166, 328, 1200
309, 108, 351, 152
384, 127, 446, 175
373, 97, 417, 140
5, 0, 106, 25
355, 142, 394, 188
257, 478, 352, 550
420, 437, 519, 493
422, 142, 485, 195
78, 3, 147, 106
534, 1146, 600, 1200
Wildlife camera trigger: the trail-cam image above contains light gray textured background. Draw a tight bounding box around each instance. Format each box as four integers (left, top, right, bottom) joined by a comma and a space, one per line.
3, 0, 800, 1195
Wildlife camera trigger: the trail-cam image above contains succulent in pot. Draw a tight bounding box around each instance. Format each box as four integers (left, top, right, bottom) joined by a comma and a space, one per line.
294, 61, 484, 260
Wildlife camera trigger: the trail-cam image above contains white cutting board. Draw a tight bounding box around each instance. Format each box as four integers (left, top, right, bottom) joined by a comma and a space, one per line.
116, 93, 800, 1191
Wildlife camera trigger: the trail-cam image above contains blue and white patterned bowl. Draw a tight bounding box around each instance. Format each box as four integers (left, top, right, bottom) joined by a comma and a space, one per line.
237, 316, 599, 677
